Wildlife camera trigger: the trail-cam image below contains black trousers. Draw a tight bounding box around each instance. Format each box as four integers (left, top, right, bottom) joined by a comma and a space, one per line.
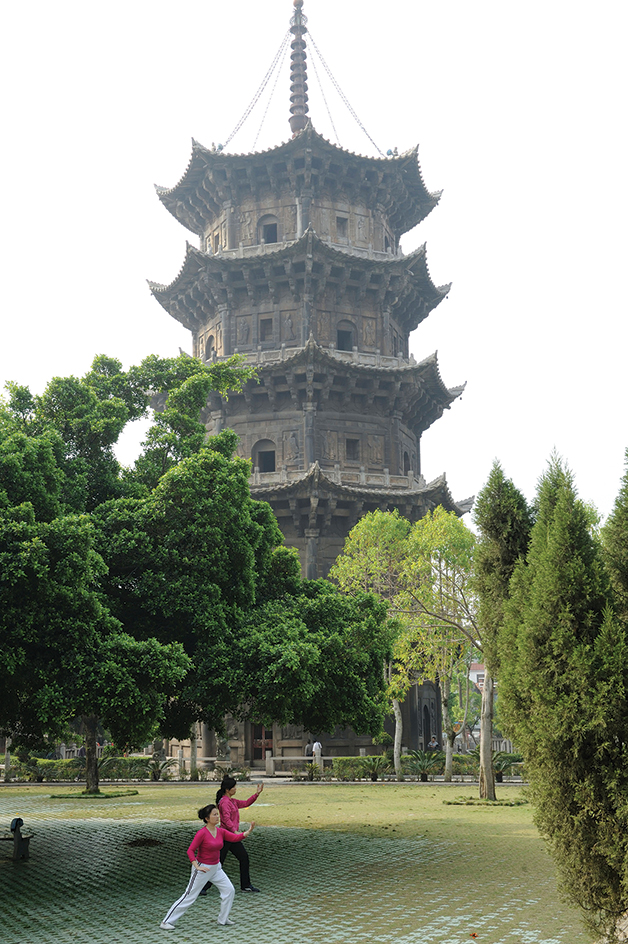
203, 840, 251, 892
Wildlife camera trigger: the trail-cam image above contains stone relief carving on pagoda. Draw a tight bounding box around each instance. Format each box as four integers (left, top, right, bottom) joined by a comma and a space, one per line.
239, 211, 253, 242
283, 312, 296, 341
363, 319, 376, 347
237, 317, 251, 346
316, 310, 331, 341
368, 436, 384, 465
320, 429, 338, 461
284, 429, 300, 462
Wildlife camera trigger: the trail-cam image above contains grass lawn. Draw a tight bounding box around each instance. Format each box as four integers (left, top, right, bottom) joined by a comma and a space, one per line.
0, 780, 591, 943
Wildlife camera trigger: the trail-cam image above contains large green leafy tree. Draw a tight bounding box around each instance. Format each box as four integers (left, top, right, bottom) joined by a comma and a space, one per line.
499, 457, 628, 941
472, 461, 533, 799
1, 353, 393, 787
0, 354, 252, 790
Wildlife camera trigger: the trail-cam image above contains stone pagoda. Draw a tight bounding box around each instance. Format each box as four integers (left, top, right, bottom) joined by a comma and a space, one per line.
149, 0, 471, 580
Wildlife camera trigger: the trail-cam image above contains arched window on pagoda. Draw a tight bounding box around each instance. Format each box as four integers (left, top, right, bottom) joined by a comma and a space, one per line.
252, 439, 276, 473
403, 451, 411, 475
258, 214, 280, 245
205, 335, 215, 360
336, 319, 356, 352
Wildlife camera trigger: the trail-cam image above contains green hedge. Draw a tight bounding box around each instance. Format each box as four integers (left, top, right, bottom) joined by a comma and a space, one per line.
7, 758, 83, 782
331, 757, 367, 781
451, 754, 480, 777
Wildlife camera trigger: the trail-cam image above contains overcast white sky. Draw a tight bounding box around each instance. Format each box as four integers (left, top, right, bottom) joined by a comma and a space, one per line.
1, 1, 627, 519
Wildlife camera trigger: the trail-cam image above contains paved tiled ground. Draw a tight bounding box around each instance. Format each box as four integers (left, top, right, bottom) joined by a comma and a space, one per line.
0, 791, 580, 944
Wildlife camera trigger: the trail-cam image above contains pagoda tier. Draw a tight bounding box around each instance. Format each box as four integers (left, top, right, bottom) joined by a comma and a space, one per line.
202, 337, 464, 446
248, 461, 473, 578
155, 124, 441, 246
148, 228, 450, 357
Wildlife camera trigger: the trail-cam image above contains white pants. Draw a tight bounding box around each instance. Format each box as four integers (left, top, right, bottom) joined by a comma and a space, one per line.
163, 863, 235, 926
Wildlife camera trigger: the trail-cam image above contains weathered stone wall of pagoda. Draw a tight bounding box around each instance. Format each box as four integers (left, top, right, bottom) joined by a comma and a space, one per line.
203, 196, 395, 257
192, 291, 407, 363
208, 391, 419, 478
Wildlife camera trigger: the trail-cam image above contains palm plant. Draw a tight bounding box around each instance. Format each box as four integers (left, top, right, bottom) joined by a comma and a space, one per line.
143, 756, 179, 782
404, 749, 445, 781
359, 755, 390, 782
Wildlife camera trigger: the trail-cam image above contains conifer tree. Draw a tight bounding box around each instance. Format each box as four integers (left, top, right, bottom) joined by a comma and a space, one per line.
473, 462, 533, 798
499, 456, 628, 941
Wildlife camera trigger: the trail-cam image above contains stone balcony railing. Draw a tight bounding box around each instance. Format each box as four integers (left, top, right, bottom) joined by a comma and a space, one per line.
209, 238, 403, 262
249, 464, 427, 490
207, 346, 416, 370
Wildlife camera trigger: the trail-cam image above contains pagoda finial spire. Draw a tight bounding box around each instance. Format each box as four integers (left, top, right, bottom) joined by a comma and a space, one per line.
289, 0, 309, 135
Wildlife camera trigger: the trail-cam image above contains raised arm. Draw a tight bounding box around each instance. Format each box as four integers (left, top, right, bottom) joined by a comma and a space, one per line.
235, 783, 263, 809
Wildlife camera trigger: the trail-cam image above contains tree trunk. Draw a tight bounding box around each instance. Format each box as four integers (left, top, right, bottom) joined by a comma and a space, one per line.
440, 675, 455, 782
392, 698, 403, 780
479, 675, 495, 800
83, 715, 100, 794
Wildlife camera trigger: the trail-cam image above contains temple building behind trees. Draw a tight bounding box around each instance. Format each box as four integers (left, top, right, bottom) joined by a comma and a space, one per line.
149, 0, 471, 766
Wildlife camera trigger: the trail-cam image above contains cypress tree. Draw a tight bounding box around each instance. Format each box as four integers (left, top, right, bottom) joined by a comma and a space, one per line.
473, 461, 533, 801
473, 460, 533, 673
500, 456, 628, 941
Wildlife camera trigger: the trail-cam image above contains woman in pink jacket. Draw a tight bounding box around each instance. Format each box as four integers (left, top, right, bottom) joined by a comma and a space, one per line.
160, 803, 255, 930
200, 776, 263, 896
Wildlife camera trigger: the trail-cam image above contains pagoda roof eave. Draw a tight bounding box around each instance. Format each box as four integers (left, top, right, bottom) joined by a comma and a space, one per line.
249, 461, 472, 517
148, 226, 449, 324
255, 336, 465, 408
156, 123, 440, 236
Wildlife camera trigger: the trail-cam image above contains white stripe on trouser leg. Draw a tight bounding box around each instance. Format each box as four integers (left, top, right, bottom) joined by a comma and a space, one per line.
163, 863, 235, 926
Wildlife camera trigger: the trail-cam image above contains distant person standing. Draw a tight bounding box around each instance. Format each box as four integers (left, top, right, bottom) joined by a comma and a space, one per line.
312, 739, 323, 769
200, 777, 263, 895
304, 739, 313, 758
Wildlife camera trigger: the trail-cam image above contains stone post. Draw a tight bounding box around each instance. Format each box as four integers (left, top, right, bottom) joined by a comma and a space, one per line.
224, 202, 236, 249
305, 528, 319, 580
303, 403, 316, 466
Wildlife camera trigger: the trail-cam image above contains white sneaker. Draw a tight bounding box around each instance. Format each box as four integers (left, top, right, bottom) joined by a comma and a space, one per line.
160, 921, 176, 930
217, 918, 235, 925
